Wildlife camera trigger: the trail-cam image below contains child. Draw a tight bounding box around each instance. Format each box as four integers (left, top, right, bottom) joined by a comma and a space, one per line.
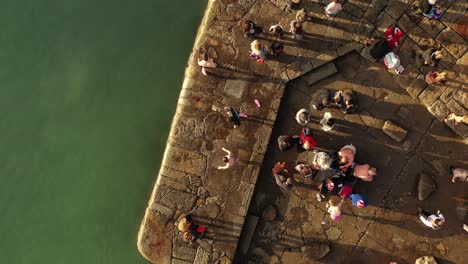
290, 20, 303, 40
269, 23, 283, 37
243, 20, 261, 38
320, 112, 335, 132
177, 214, 206, 242
197, 52, 217, 76
418, 208, 445, 230
425, 70, 447, 85
325, 0, 342, 17
218, 147, 236, 169
349, 193, 368, 208
327, 196, 344, 221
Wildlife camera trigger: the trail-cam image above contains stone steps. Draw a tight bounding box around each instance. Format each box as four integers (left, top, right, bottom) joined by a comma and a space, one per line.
303, 61, 338, 86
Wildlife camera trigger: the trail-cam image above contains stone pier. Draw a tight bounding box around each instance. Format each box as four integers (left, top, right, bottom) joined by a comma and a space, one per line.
137, 0, 467, 263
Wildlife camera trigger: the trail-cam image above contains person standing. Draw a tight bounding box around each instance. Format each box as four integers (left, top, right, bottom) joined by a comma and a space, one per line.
327, 196, 345, 221
218, 147, 236, 170
324, 0, 342, 17
250, 40, 268, 63
295, 108, 310, 126
290, 20, 304, 40
197, 52, 217, 76
418, 208, 445, 230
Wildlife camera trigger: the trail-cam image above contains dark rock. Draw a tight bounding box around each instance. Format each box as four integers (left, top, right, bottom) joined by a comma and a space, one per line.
418, 173, 436, 201
301, 243, 331, 260
415, 256, 438, 264
262, 205, 277, 221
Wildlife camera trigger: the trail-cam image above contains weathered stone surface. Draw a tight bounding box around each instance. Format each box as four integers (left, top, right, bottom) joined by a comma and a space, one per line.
301, 243, 331, 260
281, 251, 308, 264
155, 187, 196, 211
262, 204, 277, 221
383, 120, 407, 142
204, 112, 229, 140
428, 99, 450, 122
363, 0, 388, 22
137, 210, 173, 264
418, 172, 436, 200
441, 0, 466, 27
164, 147, 206, 177
375, 11, 396, 32
419, 85, 446, 108
238, 215, 259, 256
406, 74, 428, 99
311, 51, 338, 69
436, 28, 468, 59
172, 246, 196, 261
304, 62, 338, 85
452, 14, 468, 40
337, 41, 363, 56
224, 79, 247, 99
415, 256, 438, 264
326, 226, 342, 241
385, 0, 407, 19
171, 259, 191, 264
172, 117, 204, 150
418, 17, 445, 38
193, 246, 211, 264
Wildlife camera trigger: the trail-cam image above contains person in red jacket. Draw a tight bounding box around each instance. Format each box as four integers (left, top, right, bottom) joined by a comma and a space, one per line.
298, 127, 317, 151
384, 26, 404, 49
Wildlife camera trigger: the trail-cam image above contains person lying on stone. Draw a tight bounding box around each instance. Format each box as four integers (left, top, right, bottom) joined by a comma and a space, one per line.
320, 112, 335, 132
445, 113, 468, 125
294, 162, 314, 178
311, 88, 331, 110
450, 166, 468, 183
338, 144, 356, 171
418, 208, 445, 230
197, 52, 217, 76
272, 162, 293, 191
224, 106, 241, 128
177, 214, 206, 242
334, 89, 358, 114
352, 164, 377, 182
277, 135, 300, 151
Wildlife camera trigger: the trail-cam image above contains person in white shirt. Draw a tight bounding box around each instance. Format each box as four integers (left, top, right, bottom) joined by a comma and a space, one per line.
324, 0, 342, 17
418, 208, 445, 230
295, 108, 310, 126
218, 147, 236, 169
197, 52, 217, 76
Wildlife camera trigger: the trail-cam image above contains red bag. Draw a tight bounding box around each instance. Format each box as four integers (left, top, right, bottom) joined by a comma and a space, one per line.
196, 225, 207, 233
339, 185, 352, 198
384, 27, 404, 49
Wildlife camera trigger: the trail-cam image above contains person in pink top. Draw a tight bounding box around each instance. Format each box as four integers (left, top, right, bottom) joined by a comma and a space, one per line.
324, 0, 342, 17
338, 144, 355, 171
418, 208, 445, 230
327, 196, 344, 221
197, 52, 217, 76
353, 164, 377, 181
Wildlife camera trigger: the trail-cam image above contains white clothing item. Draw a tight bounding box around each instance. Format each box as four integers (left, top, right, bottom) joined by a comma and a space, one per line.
198, 59, 216, 68
269, 24, 282, 33
313, 151, 332, 170
325, 2, 342, 13
320, 112, 334, 131
341, 144, 356, 154
295, 108, 310, 126
419, 213, 445, 229
428, 0, 437, 5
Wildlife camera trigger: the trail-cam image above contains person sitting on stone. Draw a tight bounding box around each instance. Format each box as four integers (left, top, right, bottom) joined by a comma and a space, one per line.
317, 176, 352, 201
352, 164, 377, 182
277, 135, 299, 151
286, 0, 301, 12
294, 162, 314, 178
177, 214, 206, 242
420, 48, 442, 66
272, 162, 293, 191
250, 40, 268, 63
425, 70, 447, 85
450, 166, 468, 183
298, 127, 317, 151
217, 147, 236, 170
334, 89, 358, 114
324, 0, 343, 17
338, 144, 356, 171
243, 20, 261, 38
311, 88, 331, 110
295, 108, 310, 126
418, 208, 445, 230
296, 8, 311, 22
349, 193, 368, 208
311, 150, 336, 171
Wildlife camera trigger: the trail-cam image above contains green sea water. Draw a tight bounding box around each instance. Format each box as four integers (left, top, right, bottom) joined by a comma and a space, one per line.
0, 1, 205, 263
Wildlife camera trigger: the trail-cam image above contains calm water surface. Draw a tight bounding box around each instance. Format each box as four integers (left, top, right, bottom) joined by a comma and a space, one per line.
0, 1, 205, 263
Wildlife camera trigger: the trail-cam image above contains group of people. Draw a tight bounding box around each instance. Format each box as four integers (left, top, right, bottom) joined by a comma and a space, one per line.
180, 0, 467, 245
274, 105, 376, 222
